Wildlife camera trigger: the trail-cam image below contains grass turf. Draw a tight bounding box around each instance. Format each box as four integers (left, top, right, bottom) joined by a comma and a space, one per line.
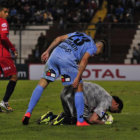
0, 80, 140, 140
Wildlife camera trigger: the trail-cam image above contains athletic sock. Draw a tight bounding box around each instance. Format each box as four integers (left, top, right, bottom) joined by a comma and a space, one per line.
26, 85, 44, 114
3, 80, 16, 102
74, 91, 84, 123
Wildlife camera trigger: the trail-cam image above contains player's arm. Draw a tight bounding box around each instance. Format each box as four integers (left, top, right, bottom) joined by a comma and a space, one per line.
89, 112, 105, 124
41, 34, 68, 62
1, 33, 17, 56
73, 52, 91, 88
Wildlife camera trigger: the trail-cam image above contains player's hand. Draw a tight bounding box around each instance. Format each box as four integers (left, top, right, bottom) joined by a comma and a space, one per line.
73, 77, 79, 88
14, 51, 18, 58
41, 51, 50, 62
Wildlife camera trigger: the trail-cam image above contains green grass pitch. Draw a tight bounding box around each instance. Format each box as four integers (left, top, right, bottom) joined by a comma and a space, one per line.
0, 80, 140, 140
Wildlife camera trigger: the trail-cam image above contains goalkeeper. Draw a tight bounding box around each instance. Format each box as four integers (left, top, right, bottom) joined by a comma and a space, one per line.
38, 82, 123, 125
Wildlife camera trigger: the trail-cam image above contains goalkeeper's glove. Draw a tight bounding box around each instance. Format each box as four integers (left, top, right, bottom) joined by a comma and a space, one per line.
104, 114, 114, 125
105, 120, 113, 125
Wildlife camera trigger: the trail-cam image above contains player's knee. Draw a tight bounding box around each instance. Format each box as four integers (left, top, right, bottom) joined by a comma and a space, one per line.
38, 78, 50, 88
10, 74, 18, 81
75, 83, 83, 92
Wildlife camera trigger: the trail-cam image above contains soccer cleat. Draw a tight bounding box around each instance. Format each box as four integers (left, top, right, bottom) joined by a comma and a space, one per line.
37, 111, 56, 124
51, 112, 65, 125
22, 112, 31, 125
0, 107, 4, 112
0, 101, 13, 112
76, 121, 90, 126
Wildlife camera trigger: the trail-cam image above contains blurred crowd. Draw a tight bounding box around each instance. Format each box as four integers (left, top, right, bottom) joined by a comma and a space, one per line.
1, 0, 140, 64
3, 0, 103, 26
106, 0, 140, 23
3, 0, 139, 26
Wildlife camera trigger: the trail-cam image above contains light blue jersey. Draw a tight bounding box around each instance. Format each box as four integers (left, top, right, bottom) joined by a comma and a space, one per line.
59, 32, 97, 61
42, 32, 97, 85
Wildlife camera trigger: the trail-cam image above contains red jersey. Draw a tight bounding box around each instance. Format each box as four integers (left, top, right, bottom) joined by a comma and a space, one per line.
0, 17, 16, 58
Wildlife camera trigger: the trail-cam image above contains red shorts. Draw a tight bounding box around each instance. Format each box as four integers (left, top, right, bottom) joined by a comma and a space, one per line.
0, 58, 17, 77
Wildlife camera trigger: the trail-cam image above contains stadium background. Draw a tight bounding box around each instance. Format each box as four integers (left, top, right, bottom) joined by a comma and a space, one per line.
0, 0, 140, 140
1, 0, 140, 80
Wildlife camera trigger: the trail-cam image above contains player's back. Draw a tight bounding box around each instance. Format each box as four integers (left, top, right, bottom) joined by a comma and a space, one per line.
83, 82, 112, 108
83, 82, 112, 119
59, 32, 97, 61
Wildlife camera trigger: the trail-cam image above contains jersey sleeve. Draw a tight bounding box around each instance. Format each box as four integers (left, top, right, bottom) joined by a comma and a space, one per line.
86, 40, 97, 56
67, 32, 76, 37
94, 103, 107, 118
0, 19, 9, 34
0, 19, 16, 52
1, 34, 16, 52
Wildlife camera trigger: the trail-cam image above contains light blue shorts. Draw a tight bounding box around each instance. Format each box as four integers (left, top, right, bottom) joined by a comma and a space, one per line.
42, 47, 82, 86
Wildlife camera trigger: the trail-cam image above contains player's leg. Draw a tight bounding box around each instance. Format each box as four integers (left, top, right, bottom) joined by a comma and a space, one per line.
38, 85, 77, 125
74, 84, 89, 126
60, 86, 77, 125
26, 78, 49, 113
59, 60, 89, 126
22, 78, 50, 125
60, 85, 76, 117
75, 84, 84, 122
23, 55, 60, 125
60, 84, 88, 126
0, 59, 17, 112
2, 74, 17, 102
0, 66, 4, 112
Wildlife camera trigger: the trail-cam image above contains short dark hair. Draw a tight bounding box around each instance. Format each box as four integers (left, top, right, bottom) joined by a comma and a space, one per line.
0, 6, 4, 11
95, 40, 106, 55
100, 40, 106, 48
0, 2, 9, 11
95, 40, 106, 48
112, 96, 123, 113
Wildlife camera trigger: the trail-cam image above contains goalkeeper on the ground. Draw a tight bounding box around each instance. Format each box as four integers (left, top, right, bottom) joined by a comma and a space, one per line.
38, 82, 123, 125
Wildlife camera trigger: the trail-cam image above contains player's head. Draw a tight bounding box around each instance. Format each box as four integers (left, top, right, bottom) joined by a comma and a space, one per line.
0, 4, 9, 19
95, 40, 106, 55
109, 96, 123, 113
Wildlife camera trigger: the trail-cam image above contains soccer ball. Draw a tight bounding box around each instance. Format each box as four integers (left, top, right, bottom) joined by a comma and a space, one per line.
101, 112, 114, 124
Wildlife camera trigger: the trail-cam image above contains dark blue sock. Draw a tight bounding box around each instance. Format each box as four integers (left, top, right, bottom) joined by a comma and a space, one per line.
74, 91, 84, 122
26, 85, 44, 114
3, 80, 16, 102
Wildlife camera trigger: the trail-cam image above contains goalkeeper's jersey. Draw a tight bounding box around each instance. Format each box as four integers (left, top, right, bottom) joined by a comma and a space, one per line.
83, 82, 112, 119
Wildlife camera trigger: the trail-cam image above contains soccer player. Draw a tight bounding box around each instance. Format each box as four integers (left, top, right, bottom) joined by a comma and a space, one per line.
22, 32, 105, 126
0, 5, 18, 112
38, 82, 123, 125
